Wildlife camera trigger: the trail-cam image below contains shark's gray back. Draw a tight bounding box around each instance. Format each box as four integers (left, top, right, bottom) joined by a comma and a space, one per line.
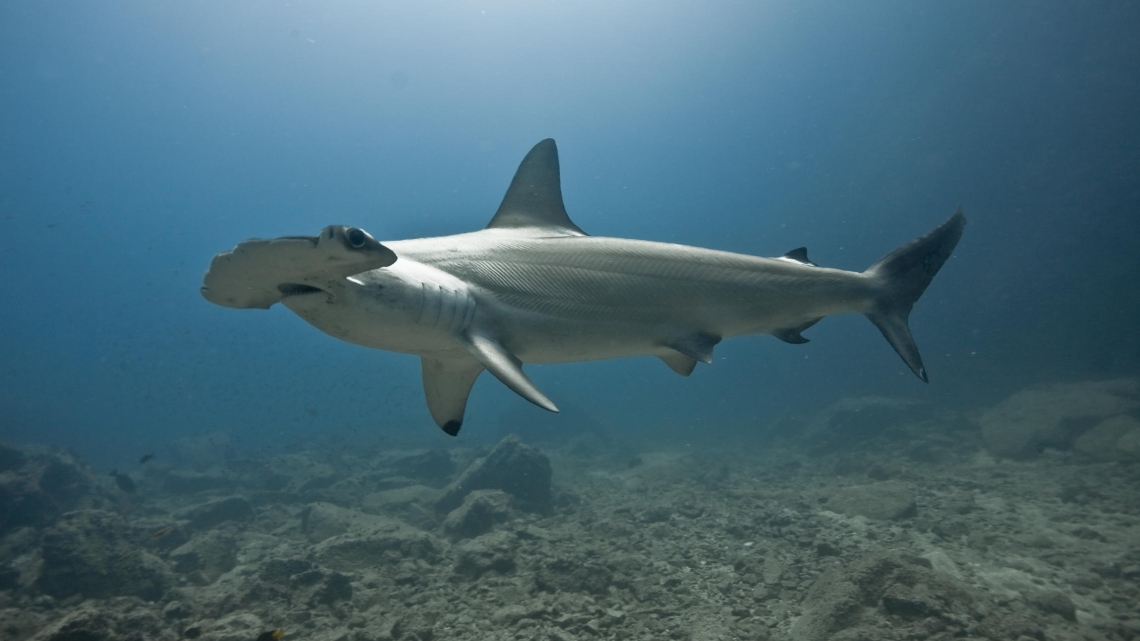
390, 230, 871, 337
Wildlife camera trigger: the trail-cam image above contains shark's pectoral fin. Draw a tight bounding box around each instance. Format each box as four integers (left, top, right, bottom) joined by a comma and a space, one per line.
772, 317, 823, 345
665, 332, 721, 364
459, 332, 559, 413
659, 352, 698, 376
421, 355, 485, 436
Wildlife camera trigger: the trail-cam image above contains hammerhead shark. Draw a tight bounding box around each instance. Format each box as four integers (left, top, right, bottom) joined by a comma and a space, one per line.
202, 139, 965, 435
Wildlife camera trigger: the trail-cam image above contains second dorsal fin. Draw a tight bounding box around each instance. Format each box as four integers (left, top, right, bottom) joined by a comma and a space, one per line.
486, 139, 586, 235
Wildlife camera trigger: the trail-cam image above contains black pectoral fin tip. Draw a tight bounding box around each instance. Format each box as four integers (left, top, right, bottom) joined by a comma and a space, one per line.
441, 420, 462, 436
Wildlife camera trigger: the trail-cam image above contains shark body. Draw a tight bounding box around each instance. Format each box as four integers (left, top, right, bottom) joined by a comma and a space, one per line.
202, 139, 965, 435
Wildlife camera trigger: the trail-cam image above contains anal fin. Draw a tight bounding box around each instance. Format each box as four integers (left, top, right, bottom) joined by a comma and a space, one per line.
460, 331, 559, 413
659, 352, 698, 376
772, 317, 822, 345
421, 355, 484, 436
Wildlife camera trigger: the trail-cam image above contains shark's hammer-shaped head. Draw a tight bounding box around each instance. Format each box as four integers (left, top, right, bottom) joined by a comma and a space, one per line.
201, 225, 397, 309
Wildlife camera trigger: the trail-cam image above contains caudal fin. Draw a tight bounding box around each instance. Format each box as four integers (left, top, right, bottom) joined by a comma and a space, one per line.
864, 209, 966, 382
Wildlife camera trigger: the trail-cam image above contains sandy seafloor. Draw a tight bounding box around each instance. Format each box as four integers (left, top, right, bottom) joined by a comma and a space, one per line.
2, 379, 1139, 641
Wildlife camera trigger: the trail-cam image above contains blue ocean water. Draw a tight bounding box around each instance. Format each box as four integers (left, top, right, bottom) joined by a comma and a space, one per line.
1, 1, 1137, 469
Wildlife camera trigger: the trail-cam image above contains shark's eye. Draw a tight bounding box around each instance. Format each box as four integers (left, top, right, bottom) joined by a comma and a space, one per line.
346, 228, 367, 248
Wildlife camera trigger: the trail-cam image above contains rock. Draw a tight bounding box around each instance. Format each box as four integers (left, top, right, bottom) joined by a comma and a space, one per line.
313, 571, 354, 605
188, 612, 264, 641
259, 558, 315, 584
35, 509, 167, 601
454, 529, 516, 578
0, 443, 107, 536
535, 554, 614, 595
1073, 414, 1140, 461
109, 470, 137, 494
161, 470, 237, 495
1027, 589, 1077, 621
163, 600, 190, 621
362, 485, 442, 527
301, 501, 393, 543
392, 450, 456, 486
980, 378, 1140, 458
491, 604, 531, 626
823, 481, 917, 521
179, 496, 254, 530
255, 560, 357, 609
390, 611, 440, 641
805, 397, 922, 455
1119, 428, 1140, 458
268, 454, 340, 493
170, 531, 237, 583
0, 442, 24, 472
0, 563, 19, 589
791, 552, 975, 641
437, 435, 552, 514
28, 602, 166, 641
312, 517, 441, 572
442, 489, 512, 539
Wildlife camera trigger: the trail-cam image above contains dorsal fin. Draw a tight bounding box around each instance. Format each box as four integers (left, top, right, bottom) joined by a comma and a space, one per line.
486, 139, 586, 235
779, 247, 817, 266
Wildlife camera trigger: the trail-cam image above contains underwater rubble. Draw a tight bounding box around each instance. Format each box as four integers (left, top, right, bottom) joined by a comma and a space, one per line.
0, 380, 1138, 640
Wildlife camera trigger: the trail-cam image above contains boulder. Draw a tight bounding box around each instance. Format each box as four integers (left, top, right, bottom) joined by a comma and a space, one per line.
534, 553, 613, 595
364, 485, 442, 509
1073, 415, 1140, 461
35, 509, 167, 601
1026, 589, 1077, 622
253, 558, 354, 609
790, 553, 974, 641
178, 496, 254, 531
823, 481, 918, 521
0, 442, 108, 536
312, 517, 441, 572
442, 489, 512, 539
392, 449, 457, 486
182, 612, 265, 641
28, 602, 166, 641
161, 470, 237, 495
454, 529, 517, 579
269, 454, 340, 493
980, 379, 1139, 458
170, 531, 237, 583
301, 501, 393, 543
437, 435, 551, 514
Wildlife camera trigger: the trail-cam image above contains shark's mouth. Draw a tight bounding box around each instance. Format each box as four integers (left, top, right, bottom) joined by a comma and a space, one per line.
277, 283, 326, 298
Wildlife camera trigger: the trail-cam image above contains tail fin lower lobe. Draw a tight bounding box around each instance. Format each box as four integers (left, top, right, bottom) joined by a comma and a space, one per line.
863, 209, 966, 382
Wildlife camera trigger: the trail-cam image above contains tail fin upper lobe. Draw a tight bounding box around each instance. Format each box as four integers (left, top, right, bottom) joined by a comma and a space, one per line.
864, 209, 966, 382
